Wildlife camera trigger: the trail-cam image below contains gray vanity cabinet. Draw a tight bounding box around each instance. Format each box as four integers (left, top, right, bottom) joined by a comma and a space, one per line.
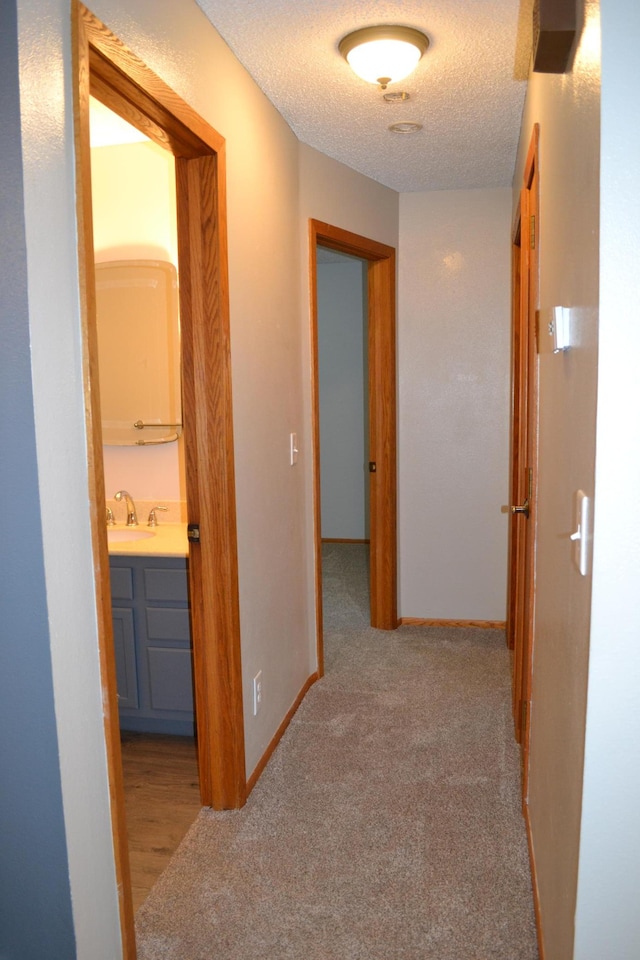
109, 555, 194, 736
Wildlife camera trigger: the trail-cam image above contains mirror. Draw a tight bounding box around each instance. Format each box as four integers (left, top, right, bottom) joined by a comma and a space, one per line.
95, 258, 182, 445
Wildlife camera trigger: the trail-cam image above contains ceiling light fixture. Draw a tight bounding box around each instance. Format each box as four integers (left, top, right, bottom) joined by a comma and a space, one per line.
339, 25, 429, 90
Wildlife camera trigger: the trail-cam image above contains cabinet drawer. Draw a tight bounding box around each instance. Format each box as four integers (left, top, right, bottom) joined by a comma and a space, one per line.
147, 647, 194, 712
110, 566, 133, 601
144, 566, 188, 602
146, 607, 190, 642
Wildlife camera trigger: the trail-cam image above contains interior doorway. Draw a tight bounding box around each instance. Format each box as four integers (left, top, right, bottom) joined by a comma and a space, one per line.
73, 4, 246, 954
317, 247, 370, 547
89, 98, 201, 913
309, 220, 398, 676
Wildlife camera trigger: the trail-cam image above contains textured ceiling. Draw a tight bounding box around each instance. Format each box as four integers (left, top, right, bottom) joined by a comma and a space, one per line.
195, 0, 533, 193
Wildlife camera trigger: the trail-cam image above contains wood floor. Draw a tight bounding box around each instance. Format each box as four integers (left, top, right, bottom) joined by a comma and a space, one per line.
120, 732, 201, 912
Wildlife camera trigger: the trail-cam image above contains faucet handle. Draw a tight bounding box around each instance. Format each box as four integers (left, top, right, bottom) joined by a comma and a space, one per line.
106, 507, 116, 526
147, 505, 169, 527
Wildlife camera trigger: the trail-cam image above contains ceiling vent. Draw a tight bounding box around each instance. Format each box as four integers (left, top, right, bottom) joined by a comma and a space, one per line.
532, 0, 577, 73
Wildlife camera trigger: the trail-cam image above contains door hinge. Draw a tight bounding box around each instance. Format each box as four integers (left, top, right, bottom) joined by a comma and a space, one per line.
530, 214, 536, 250
368, 461, 377, 473
527, 467, 533, 499
187, 522, 201, 543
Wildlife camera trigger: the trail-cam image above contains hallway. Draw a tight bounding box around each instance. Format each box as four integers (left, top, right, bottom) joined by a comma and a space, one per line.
135, 543, 537, 958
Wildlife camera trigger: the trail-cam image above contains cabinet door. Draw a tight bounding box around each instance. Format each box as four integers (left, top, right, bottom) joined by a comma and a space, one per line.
147, 647, 194, 713
111, 607, 139, 709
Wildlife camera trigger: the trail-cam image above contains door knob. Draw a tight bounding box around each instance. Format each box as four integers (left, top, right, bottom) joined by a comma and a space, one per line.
510, 498, 530, 519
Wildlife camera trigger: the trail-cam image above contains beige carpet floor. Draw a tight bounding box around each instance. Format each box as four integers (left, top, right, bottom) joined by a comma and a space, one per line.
135, 543, 538, 959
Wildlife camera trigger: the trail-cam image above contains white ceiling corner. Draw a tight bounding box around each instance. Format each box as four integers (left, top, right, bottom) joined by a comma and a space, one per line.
194, 0, 533, 194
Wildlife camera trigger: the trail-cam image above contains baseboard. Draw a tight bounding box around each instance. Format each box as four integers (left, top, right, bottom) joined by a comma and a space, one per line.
321, 538, 370, 544
524, 800, 545, 960
399, 617, 507, 630
245, 671, 319, 797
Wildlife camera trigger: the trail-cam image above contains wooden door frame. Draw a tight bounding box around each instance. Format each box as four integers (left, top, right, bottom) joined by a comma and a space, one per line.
507, 126, 540, 797
309, 220, 397, 675
73, 5, 246, 955
506, 213, 524, 651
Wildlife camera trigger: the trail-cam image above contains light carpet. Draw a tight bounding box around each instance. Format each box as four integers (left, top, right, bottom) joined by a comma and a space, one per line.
135, 543, 538, 959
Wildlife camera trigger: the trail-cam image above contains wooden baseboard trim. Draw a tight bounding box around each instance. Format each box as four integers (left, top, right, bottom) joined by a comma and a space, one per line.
245, 671, 319, 797
321, 538, 370, 544
524, 800, 545, 960
399, 617, 507, 629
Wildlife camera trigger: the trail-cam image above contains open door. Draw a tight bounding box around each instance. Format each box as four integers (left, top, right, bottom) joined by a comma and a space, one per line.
309, 220, 397, 676
507, 126, 540, 801
73, 5, 246, 954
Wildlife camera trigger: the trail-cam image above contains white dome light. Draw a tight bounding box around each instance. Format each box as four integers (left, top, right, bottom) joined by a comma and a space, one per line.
339, 26, 429, 89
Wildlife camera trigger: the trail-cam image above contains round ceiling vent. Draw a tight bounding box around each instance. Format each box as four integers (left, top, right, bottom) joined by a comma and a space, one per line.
389, 121, 423, 134
383, 91, 411, 103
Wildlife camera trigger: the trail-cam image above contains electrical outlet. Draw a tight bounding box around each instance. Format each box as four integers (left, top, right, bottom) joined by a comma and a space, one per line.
252, 671, 263, 716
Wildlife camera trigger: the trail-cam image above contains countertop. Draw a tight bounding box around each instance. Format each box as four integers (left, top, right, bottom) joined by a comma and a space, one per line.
107, 522, 188, 558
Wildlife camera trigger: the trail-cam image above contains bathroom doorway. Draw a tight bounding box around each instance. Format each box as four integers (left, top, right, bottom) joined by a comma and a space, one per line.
89, 98, 201, 912
74, 4, 245, 954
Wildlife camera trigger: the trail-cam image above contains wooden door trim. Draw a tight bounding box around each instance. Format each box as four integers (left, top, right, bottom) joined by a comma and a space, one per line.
309, 220, 397, 676
73, 5, 245, 954
506, 124, 540, 798
520, 125, 540, 801
506, 213, 522, 650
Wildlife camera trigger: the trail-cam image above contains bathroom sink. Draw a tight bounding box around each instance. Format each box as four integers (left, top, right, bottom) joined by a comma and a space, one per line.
107, 528, 155, 543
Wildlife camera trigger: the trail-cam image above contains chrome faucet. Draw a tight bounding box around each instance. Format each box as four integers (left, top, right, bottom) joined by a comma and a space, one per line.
114, 490, 138, 526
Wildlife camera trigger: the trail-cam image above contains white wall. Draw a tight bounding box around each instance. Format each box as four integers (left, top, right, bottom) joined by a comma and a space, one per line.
398, 188, 512, 622
91, 139, 185, 506
573, 0, 640, 956
513, 2, 601, 957
317, 257, 368, 540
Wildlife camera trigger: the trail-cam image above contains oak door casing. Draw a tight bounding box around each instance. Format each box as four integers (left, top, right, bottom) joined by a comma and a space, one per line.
508, 126, 540, 802
310, 220, 398, 678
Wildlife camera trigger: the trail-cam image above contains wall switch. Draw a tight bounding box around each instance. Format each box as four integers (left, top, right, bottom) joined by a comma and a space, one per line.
570, 490, 590, 576
252, 671, 263, 716
290, 432, 298, 466
544, 305, 571, 352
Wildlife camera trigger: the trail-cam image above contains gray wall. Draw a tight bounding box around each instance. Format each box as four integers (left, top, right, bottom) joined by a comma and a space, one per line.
0, 2, 76, 956
398, 187, 512, 621
514, 1, 600, 955
317, 256, 369, 540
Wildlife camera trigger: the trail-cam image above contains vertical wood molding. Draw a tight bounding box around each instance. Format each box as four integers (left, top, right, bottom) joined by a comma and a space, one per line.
308, 225, 324, 678
72, 5, 136, 957
506, 217, 522, 651
520, 123, 540, 803
177, 152, 246, 808
524, 801, 546, 960
368, 253, 397, 629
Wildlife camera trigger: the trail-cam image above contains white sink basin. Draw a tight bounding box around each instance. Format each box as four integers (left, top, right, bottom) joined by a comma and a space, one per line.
107, 528, 155, 543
